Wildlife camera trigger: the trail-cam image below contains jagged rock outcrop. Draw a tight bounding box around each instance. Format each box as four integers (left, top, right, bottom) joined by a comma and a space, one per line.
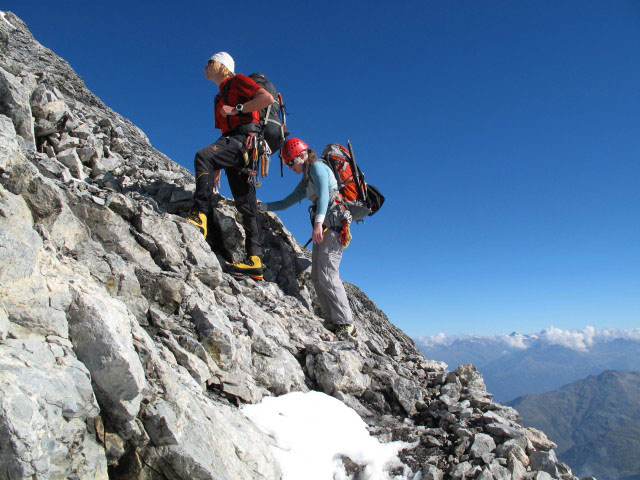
0, 10, 584, 480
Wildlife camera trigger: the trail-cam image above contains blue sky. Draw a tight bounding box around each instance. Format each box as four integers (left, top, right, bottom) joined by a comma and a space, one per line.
7, 1, 639, 337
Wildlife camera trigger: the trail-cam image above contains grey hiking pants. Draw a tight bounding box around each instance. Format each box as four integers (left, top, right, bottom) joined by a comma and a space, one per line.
311, 229, 353, 326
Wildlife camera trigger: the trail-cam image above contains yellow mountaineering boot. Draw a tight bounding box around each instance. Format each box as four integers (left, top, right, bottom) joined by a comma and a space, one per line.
226, 255, 264, 281
186, 211, 207, 239
333, 324, 358, 339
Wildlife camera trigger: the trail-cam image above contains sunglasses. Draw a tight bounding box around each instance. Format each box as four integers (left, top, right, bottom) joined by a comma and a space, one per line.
285, 154, 305, 167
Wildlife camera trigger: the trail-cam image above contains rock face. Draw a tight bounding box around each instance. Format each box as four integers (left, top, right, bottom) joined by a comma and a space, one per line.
0, 10, 582, 480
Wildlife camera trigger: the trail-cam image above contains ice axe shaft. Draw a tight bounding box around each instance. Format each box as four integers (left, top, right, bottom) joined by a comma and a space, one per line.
303, 227, 328, 248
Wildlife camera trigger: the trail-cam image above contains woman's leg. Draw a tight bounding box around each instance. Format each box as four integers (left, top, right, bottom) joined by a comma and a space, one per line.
312, 230, 352, 325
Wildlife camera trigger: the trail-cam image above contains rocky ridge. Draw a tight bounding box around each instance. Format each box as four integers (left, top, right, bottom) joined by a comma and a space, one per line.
0, 11, 584, 480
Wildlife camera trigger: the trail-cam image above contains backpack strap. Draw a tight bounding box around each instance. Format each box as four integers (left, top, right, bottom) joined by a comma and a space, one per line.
221, 77, 234, 132
221, 76, 254, 131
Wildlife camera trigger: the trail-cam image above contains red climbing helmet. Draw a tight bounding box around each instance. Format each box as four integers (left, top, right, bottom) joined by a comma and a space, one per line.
281, 138, 309, 165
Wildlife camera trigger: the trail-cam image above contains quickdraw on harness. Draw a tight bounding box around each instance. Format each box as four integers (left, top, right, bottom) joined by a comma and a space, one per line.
334, 196, 352, 248
244, 132, 271, 187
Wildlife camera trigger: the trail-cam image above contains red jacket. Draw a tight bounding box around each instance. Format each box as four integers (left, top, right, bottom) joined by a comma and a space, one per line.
214, 74, 262, 135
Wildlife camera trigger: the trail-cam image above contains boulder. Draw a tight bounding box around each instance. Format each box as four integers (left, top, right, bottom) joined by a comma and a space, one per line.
470, 433, 497, 459
67, 285, 147, 428
56, 147, 83, 178
0, 66, 34, 148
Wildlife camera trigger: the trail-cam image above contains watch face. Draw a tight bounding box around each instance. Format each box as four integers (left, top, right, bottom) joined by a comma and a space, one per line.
236, 104, 243, 112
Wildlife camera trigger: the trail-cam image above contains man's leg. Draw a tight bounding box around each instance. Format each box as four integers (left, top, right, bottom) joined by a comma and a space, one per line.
189, 136, 245, 238
224, 167, 264, 280
226, 167, 262, 257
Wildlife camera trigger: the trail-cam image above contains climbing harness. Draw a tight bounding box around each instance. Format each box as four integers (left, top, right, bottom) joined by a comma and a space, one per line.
245, 132, 272, 187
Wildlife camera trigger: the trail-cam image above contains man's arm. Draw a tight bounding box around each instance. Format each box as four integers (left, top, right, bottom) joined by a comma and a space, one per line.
220, 88, 274, 117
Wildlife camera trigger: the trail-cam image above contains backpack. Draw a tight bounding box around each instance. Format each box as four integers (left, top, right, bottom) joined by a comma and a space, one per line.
320, 142, 385, 222
221, 73, 288, 154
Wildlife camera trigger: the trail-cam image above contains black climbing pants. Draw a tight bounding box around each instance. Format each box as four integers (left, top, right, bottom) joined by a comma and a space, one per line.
193, 134, 262, 256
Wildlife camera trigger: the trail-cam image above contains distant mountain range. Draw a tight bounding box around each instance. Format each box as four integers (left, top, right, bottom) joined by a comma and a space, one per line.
414, 327, 640, 402
508, 370, 640, 480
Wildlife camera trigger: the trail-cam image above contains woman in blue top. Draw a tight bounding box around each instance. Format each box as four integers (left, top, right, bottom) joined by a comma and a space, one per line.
260, 138, 356, 337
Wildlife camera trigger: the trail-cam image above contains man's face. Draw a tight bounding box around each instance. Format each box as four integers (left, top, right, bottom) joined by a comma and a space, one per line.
204, 60, 216, 81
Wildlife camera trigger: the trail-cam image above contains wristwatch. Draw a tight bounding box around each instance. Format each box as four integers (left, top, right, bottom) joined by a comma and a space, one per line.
235, 104, 244, 113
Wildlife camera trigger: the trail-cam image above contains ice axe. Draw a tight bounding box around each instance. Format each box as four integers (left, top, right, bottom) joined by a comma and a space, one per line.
303, 227, 328, 248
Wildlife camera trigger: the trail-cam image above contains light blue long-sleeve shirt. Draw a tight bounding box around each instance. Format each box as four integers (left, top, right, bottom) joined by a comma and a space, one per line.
264, 161, 338, 224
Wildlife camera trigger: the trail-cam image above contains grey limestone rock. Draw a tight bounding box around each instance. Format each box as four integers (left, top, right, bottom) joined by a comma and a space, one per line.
67, 285, 148, 427
0, 306, 8, 341
162, 334, 212, 387
486, 459, 511, 480
392, 375, 425, 416
531, 472, 554, 480
470, 433, 497, 459
485, 421, 527, 440
56, 147, 83, 178
450, 460, 473, 479
496, 440, 529, 467
508, 454, 528, 480
307, 341, 371, 396
0, 182, 69, 338
529, 450, 560, 478
0, 66, 35, 148
0, 336, 107, 480
253, 348, 308, 395
422, 464, 444, 480
524, 426, 557, 451
190, 301, 237, 370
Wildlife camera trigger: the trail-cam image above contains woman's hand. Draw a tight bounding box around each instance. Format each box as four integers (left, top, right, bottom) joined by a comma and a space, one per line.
312, 222, 324, 245
213, 169, 221, 190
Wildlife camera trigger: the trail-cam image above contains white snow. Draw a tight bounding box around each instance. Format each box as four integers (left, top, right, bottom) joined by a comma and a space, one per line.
0, 11, 14, 29
242, 391, 415, 480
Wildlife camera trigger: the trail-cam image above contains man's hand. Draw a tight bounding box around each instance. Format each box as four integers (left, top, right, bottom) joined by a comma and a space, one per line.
220, 105, 237, 117
220, 88, 274, 117
312, 222, 325, 245
213, 169, 221, 191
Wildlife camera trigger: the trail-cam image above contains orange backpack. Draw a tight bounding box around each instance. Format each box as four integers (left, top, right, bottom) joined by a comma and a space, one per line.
320, 142, 384, 222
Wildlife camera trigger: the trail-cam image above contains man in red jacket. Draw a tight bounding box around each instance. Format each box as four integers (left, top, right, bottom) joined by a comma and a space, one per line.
187, 52, 274, 280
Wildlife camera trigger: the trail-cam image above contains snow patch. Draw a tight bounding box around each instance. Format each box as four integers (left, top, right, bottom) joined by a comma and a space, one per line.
243, 391, 414, 480
0, 11, 14, 29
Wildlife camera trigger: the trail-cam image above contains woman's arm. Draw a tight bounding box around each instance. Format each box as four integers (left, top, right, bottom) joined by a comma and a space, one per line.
309, 162, 331, 224
262, 180, 306, 212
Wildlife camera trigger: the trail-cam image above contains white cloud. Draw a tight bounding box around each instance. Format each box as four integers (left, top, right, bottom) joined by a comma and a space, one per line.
539, 326, 596, 351
500, 333, 529, 350
597, 327, 640, 342
415, 327, 640, 353
414, 332, 451, 348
